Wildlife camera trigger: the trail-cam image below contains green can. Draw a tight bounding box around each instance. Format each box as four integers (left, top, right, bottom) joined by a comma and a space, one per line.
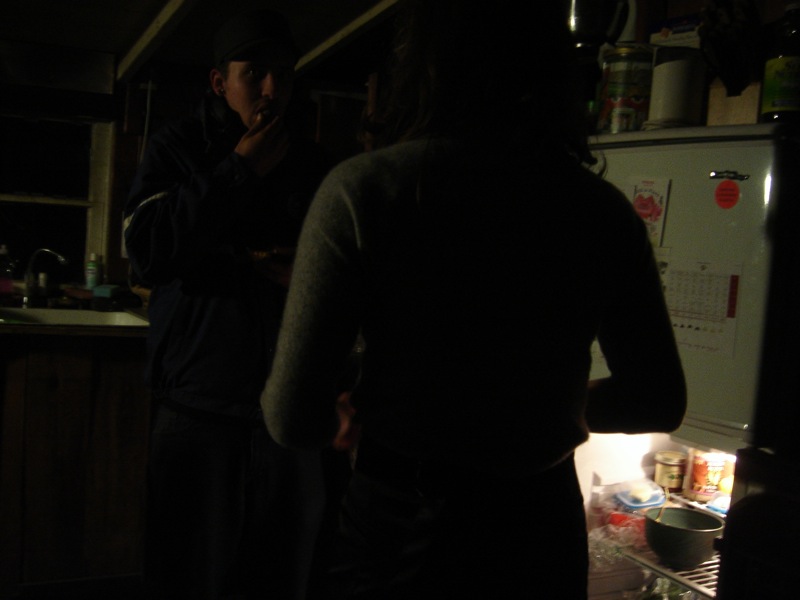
597, 45, 654, 133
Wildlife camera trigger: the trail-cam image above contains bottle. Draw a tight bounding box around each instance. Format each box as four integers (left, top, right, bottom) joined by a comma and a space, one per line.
0, 244, 15, 298
760, 1, 800, 123
85, 253, 99, 289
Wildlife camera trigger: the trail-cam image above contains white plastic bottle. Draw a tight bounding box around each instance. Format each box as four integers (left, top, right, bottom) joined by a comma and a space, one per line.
85, 253, 99, 289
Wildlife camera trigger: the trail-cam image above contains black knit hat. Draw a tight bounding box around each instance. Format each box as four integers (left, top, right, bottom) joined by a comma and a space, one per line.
213, 9, 299, 66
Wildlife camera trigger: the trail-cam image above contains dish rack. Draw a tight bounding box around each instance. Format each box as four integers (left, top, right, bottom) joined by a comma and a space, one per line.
623, 547, 719, 598
623, 495, 723, 598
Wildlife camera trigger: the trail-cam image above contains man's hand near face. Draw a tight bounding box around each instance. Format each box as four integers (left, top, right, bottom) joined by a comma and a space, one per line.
210, 57, 295, 178
235, 111, 291, 177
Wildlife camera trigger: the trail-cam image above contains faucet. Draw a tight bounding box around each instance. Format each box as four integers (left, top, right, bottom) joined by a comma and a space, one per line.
23, 248, 69, 308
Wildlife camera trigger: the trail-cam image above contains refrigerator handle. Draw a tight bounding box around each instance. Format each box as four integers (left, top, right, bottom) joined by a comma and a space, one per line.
709, 170, 750, 181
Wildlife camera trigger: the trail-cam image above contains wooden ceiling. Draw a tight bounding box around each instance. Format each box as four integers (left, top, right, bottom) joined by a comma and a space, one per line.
0, 0, 398, 85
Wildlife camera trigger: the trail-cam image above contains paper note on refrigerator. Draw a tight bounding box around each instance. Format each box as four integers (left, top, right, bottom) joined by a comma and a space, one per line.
626, 177, 671, 247
661, 259, 741, 356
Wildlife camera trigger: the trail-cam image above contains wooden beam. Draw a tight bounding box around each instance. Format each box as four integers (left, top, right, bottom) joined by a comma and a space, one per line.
295, 0, 399, 75
0, 83, 118, 122
116, 0, 199, 84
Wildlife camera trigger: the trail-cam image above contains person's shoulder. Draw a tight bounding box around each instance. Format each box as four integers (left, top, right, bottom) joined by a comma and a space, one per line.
310, 142, 427, 217
142, 109, 217, 176
137, 114, 205, 171
149, 113, 205, 147
328, 139, 430, 180
555, 157, 631, 208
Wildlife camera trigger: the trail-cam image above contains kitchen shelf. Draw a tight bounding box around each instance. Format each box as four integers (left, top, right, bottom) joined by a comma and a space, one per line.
0, 192, 91, 207
623, 547, 719, 599
621, 495, 723, 598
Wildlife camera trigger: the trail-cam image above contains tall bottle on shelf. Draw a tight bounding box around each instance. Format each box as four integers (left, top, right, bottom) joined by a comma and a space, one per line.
85, 253, 100, 290
760, 0, 800, 122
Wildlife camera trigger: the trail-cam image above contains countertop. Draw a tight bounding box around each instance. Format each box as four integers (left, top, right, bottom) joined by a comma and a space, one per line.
0, 307, 149, 337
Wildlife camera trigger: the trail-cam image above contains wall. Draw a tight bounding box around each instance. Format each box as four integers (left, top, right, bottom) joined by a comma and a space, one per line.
575, 432, 686, 513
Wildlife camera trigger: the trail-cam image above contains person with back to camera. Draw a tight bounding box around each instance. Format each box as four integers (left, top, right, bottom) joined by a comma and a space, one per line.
261, 1, 688, 598
123, 9, 336, 600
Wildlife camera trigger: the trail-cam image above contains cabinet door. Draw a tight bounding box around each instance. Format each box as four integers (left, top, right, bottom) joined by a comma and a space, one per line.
22, 335, 149, 584
0, 339, 27, 586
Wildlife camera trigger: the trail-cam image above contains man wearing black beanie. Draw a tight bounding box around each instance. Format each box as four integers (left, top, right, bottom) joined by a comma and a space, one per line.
124, 9, 331, 599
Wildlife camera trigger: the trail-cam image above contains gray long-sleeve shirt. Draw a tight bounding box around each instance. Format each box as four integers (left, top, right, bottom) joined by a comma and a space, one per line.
262, 137, 685, 477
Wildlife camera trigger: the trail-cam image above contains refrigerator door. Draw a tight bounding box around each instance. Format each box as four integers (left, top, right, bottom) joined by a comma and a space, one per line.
588, 125, 778, 452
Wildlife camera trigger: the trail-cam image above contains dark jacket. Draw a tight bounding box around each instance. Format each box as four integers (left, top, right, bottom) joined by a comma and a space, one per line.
124, 92, 329, 418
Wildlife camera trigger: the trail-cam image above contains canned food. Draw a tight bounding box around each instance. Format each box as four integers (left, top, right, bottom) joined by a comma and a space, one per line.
685, 451, 734, 503
654, 450, 687, 492
597, 45, 653, 133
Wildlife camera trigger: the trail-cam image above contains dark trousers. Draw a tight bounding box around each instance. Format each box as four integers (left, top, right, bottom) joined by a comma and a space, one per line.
318, 438, 589, 600
144, 402, 327, 600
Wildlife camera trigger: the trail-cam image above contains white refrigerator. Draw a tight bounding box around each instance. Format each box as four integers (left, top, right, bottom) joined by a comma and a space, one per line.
577, 123, 800, 599
585, 123, 799, 455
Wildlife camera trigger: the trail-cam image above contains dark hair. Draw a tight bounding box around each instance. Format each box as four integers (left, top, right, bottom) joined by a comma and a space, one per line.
369, 0, 593, 163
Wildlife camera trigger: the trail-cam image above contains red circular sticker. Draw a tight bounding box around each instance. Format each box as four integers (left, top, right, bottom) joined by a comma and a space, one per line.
715, 180, 740, 209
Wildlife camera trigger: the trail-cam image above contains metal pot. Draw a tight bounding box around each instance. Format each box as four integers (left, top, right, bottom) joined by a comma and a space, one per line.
645, 507, 725, 570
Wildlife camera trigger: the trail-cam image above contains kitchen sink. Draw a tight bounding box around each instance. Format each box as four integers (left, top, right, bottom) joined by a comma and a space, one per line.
0, 307, 149, 327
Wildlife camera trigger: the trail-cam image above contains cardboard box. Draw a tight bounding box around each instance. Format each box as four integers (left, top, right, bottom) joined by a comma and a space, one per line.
706, 78, 762, 125
650, 14, 702, 48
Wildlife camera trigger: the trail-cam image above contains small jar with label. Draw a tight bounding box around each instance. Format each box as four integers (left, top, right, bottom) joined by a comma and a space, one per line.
654, 450, 687, 492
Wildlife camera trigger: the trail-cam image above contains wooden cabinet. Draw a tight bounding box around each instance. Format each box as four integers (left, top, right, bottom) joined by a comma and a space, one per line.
0, 329, 150, 596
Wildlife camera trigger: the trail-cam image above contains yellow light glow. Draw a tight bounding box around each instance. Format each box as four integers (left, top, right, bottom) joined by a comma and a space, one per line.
569, 0, 578, 31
